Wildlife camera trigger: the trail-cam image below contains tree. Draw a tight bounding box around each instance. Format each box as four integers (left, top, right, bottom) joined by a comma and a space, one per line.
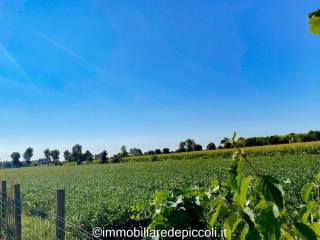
155, 149, 162, 154
266, 135, 281, 145
194, 144, 202, 151
23, 147, 33, 166
307, 131, 320, 141
11, 152, 21, 167
129, 148, 143, 156
145, 150, 155, 155
185, 139, 193, 152
308, 9, 320, 34
110, 154, 122, 163
44, 149, 51, 164
178, 141, 186, 152
220, 138, 232, 149
50, 150, 60, 165
83, 150, 93, 163
162, 148, 170, 154
120, 145, 128, 157
207, 142, 216, 150
64, 150, 71, 162
71, 144, 83, 164
100, 150, 108, 164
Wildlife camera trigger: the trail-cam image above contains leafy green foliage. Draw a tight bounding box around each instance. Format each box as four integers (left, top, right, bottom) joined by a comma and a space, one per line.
23, 147, 34, 166
124, 141, 320, 162
145, 137, 320, 239
255, 175, 283, 211
10, 152, 21, 167
309, 9, 320, 34
2, 141, 320, 238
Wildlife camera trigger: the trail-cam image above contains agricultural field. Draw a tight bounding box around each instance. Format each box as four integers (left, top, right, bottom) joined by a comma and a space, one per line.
123, 141, 320, 162
1, 142, 320, 235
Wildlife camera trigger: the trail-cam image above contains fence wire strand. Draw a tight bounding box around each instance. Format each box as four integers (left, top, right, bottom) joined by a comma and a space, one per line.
0, 187, 99, 240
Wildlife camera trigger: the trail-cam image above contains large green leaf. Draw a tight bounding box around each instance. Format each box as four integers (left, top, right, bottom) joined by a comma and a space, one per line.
301, 183, 314, 203
294, 222, 317, 240
257, 207, 281, 240
256, 175, 284, 211
228, 154, 242, 193
237, 176, 253, 208
302, 201, 316, 223
209, 197, 224, 226
224, 213, 237, 240
241, 207, 255, 228
310, 223, 320, 238
240, 225, 261, 240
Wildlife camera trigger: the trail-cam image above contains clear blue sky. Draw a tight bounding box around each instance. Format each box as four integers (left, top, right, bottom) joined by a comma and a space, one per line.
0, 0, 319, 161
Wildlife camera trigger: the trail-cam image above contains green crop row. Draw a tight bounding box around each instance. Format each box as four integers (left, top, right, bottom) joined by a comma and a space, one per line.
123, 141, 320, 162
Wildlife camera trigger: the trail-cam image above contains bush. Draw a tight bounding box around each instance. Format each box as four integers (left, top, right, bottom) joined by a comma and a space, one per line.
151, 155, 159, 162
110, 155, 122, 163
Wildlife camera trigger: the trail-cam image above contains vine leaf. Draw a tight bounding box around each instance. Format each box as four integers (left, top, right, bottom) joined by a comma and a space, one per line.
257, 207, 281, 240
236, 176, 253, 208
228, 153, 242, 193
209, 197, 224, 226
294, 222, 317, 240
301, 183, 313, 203
310, 223, 320, 238
256, 175, 284, 211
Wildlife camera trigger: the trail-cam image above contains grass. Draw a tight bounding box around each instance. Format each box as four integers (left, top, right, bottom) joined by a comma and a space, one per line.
1, 149, 320, 236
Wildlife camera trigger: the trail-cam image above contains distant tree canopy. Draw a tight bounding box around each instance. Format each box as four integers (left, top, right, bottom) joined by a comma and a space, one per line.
64, 150, 71, 161
6, 129, 320, 168
44, 149, 51, 164
83, 150, 93, 163
71, 144, 83, 164
308, 9, 320, 34
129, 148, 143, 156
220, 138, 232, 149
100, 150, 108, 164
218, 131, 320, 149
162, 148, 170, 154
207, 142, 216, 150
50, 149, 60, 165
23, 147, 33, 166
11, 152, 21, 167
120, 145, 128, 157
177, 139, 202, 152
63, 145, 95, 164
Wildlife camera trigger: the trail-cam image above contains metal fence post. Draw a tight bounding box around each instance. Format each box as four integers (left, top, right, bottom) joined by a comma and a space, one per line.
14, 184, 21, 240
1, 181, 7, 229
56, 189, 65, 240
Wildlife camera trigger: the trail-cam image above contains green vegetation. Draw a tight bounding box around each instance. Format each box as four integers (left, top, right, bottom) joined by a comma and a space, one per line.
2, 130, 320, 169
145, 136, 320, 239
124, 141, 320, 162
1, 142, 320, 234
309, 9, 320, 34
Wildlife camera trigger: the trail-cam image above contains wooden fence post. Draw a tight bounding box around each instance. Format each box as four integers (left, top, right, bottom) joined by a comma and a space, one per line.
14, 184, 21, 240
1, 181, 7, 229
56, 189, 65, 240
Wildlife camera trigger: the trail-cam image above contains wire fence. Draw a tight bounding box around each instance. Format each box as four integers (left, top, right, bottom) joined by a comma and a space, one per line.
0, 181, 100, 240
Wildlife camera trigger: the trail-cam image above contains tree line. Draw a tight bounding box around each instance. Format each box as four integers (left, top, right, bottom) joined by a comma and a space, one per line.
4, 130, 320, 168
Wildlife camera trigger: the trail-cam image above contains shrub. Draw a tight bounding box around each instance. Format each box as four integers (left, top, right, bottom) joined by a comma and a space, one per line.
151, 155, 159, 162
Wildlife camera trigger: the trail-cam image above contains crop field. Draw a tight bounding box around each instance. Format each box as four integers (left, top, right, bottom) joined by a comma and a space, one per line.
1, 143, 320, 236
123, 141, 320, 162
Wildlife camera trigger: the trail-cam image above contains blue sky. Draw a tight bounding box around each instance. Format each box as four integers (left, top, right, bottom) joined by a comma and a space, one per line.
0, 0, 319, 161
